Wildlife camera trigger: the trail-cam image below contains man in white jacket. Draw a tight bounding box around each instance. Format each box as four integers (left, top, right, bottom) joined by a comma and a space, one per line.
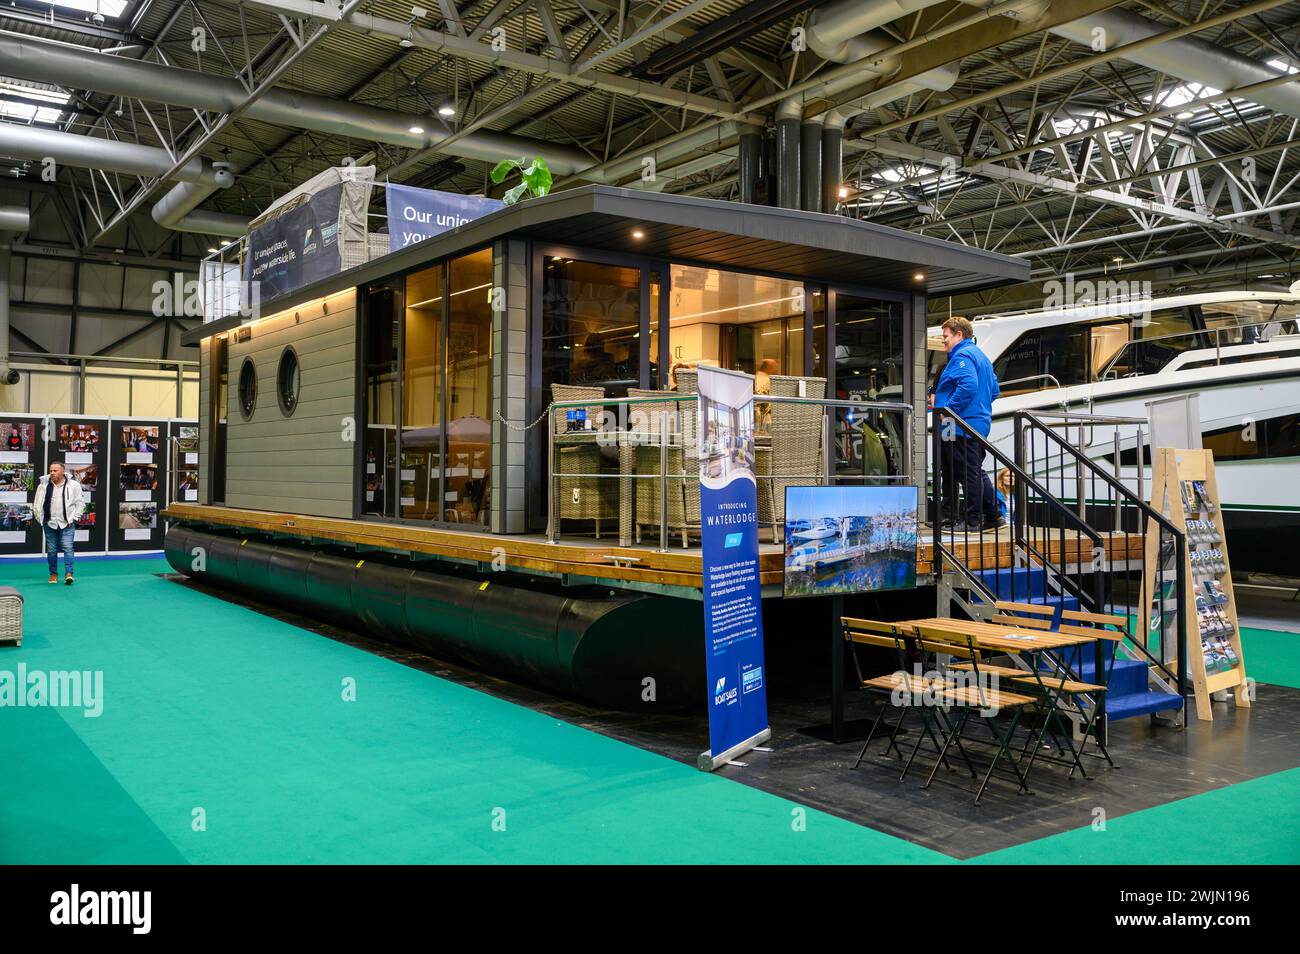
32, 461, 85, 585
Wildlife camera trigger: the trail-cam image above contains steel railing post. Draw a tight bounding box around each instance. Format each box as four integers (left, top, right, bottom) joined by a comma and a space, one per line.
547, 409, 557, 544
659, 408, 670, 553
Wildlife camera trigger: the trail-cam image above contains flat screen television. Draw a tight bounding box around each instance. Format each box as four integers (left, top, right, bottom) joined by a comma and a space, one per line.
782, 485, 919, 598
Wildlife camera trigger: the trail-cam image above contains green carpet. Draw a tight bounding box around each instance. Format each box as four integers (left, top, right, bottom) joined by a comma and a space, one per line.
0, 557, 945, 865
1240, 625, 1300, 689
1, 556, 1296, 865
974, 767, 1300, 864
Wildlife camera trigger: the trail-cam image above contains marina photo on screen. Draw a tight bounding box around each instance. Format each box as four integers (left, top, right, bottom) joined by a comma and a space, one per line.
783, 485, 919, 597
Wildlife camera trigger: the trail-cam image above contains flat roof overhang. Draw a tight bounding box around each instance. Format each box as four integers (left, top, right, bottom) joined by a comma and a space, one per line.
185, 184, 1029, 346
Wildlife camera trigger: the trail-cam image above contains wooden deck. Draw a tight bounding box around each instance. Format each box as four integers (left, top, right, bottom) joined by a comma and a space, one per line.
164, 503, 1144, 596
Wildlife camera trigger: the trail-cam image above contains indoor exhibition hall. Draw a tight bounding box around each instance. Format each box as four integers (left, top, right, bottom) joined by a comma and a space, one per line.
0, 0, 1297, 909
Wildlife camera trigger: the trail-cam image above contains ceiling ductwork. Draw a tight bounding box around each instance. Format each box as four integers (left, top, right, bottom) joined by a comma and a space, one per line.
817, 0, 1300, 122
0, 123, 246, 237
773, 14, 960, 211
1039, 6, 1300, 120
806, 0, 948, 62
0, 31, 593, 173
0, 123, 230, 187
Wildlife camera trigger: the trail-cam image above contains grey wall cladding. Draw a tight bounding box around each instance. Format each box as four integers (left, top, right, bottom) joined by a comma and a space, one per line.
223, 290, 357, 518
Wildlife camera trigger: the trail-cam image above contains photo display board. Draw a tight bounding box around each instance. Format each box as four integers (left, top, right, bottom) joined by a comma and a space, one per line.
109, 419, 167, 551
46, 416, 109, 553
171, 420, 199, 504
782, 485, 919, 598
0, 414, 46, 554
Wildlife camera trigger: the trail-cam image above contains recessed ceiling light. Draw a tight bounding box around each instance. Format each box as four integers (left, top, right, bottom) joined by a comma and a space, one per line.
408, 125, 424, 134
438, 104, 456, 117
632, 229, 644, 239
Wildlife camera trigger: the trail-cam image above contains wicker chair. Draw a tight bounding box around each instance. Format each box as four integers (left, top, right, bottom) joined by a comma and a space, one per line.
676, 369, 703, 542
764, 375, 827, 539
551, 383, 615, 537
627, 388, 690, 546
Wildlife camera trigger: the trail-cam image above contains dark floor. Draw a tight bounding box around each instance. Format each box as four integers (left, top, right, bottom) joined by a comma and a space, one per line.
163, 572, 1300, 860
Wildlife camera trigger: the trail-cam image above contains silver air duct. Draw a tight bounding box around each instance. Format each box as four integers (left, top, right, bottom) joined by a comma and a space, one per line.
0, 32, 592, 175
0, 123, 245, 236
801, 117, 823, 212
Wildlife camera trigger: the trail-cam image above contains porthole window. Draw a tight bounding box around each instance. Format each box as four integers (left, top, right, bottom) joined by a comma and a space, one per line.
238, 357, 257, 420
277, 347, 300, 416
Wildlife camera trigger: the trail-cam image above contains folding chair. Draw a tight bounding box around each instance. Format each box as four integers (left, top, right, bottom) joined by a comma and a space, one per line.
841, 618, 964, 780
991, 600, 1057, 630
915, 624, 1037, 804
1049, 609, 1130, 767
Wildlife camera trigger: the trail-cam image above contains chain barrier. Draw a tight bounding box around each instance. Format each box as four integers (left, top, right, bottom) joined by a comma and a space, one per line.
494, 404, 554, 433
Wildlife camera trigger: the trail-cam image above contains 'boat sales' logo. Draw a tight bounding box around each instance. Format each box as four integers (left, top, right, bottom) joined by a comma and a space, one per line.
714, 675, 737, 707
50, 884, 151, 934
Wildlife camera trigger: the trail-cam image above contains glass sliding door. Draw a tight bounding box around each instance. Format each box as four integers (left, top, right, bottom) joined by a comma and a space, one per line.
208, 335, 228, 504
401, 263, 444, 520
359, 247, 494, 527
541, 257, 641, 400
833, 294, 906, 479
445, 248, 493, 525
362, 283, 400, 518
665, 265, 806, 381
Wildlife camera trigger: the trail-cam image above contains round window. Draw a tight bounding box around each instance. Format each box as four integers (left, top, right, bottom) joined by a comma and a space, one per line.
277, 347, 300, 416
238, 357, 257, 420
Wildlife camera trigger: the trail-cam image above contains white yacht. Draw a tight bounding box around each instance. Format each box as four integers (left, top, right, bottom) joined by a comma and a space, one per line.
927, 290, 1300, 573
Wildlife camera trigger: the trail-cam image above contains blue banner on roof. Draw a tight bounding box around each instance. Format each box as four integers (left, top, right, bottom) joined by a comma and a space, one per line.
385, 184, 504, 251
696, 365, 770, 770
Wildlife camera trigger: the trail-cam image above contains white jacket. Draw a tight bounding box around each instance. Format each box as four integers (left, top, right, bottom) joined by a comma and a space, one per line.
32, 476, 86, 529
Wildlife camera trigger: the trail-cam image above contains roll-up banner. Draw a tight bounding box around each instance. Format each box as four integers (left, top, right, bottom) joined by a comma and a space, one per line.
243, 183, 343, 300
384, 185, 504, 251
695, 366, 770, 771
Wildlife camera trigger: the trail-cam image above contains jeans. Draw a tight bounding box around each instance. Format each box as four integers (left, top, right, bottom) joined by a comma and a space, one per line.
954, 438, 999, 527
43, 523, 75, 576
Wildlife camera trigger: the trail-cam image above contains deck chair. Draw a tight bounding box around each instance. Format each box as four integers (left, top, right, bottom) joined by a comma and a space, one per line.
914, 624, 1037, 804
841, 617, 959, 776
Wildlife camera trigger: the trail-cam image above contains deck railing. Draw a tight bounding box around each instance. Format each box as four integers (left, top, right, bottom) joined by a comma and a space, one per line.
545, 394, 913, 550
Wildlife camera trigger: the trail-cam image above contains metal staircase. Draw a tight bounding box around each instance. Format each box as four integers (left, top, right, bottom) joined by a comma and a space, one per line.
930, 407, 1188, 739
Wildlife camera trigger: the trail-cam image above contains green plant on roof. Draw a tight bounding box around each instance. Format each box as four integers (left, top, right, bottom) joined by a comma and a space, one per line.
490, 156, 553, 205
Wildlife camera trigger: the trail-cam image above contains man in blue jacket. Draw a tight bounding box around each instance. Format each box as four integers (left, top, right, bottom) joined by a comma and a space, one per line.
933, 316, 1001, 531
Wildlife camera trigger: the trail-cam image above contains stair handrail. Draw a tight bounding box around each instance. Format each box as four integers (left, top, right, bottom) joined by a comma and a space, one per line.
1014, 410, 1187, 697
930, 406, 1104, 586
933, 406, 1114, 735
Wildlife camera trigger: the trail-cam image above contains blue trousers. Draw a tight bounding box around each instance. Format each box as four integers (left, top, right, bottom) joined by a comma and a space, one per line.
954, 438, 999, 527
43, 524, 75, 576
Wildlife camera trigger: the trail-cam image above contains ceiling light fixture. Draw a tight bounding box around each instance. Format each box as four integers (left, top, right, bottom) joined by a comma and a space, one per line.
408, 125, 424, 134
632, 229, 644, 239
438, 104, 456, 117
913, 273, 925, 282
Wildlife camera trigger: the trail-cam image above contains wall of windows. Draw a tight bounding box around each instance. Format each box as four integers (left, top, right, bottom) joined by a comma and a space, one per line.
666, 265, 805, 381
361, 247, 493, 527
541, 257, 641, 399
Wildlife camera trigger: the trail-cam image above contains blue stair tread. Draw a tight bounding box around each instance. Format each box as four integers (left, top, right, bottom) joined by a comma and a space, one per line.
1045, 656, 1148, 694
1105, 689, 1184, 720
